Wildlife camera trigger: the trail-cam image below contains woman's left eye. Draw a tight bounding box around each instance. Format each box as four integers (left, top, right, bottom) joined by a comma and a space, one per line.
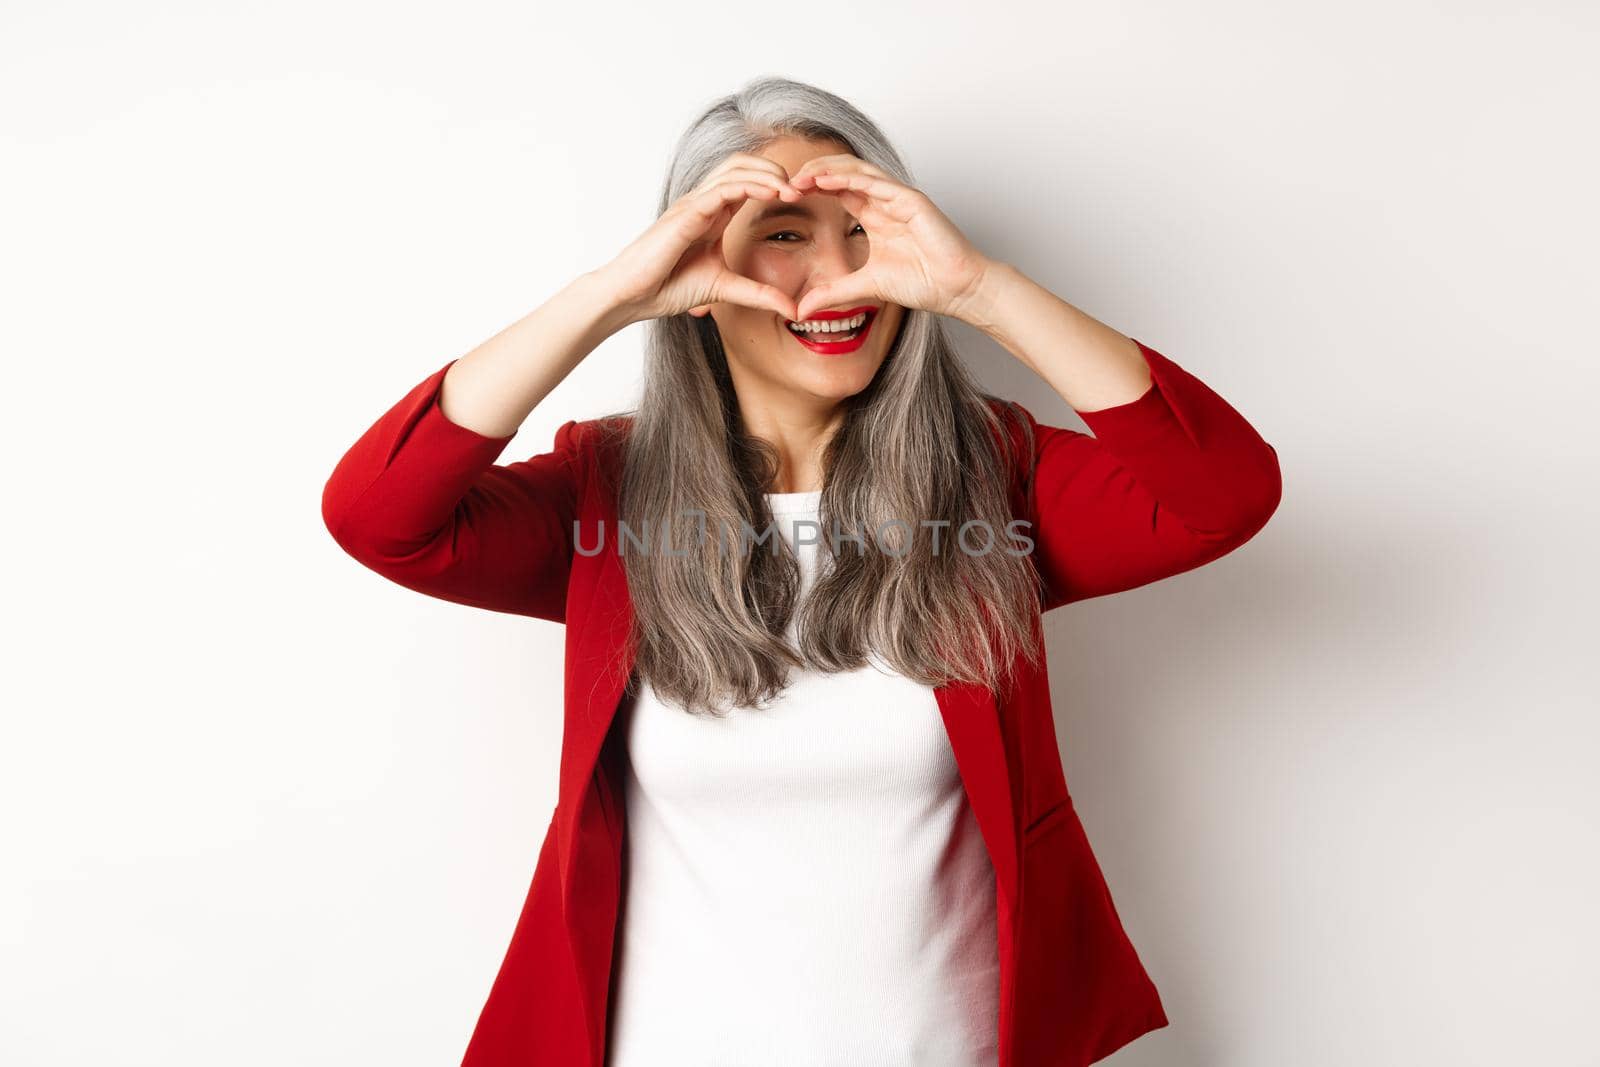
767, 224, 867, 243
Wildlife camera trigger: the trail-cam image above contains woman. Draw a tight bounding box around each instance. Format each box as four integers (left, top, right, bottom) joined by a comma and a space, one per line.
323, 76, 1282, 1067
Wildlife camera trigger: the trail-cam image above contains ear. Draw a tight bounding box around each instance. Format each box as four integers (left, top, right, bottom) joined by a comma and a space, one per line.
689, 305, 711, 317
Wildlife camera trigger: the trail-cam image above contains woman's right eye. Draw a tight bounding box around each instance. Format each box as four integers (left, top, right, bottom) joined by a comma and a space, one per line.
767, 231, 801, 242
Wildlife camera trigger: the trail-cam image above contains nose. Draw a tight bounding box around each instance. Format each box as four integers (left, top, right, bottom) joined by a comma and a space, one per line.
800, 231, 864, 303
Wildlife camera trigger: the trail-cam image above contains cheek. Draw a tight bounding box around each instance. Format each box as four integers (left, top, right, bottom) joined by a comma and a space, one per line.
728, 246, 805, 288
876, 308, 906, 345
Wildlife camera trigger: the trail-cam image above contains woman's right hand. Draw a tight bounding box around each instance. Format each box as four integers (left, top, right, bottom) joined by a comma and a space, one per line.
594, 154, 804, 325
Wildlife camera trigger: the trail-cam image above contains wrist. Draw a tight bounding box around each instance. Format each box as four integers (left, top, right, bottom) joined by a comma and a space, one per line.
572, 267, 647, 335
948, 257, 1023, 334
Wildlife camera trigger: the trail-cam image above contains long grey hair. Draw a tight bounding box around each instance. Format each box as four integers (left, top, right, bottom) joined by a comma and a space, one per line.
594, 75, 1043, 716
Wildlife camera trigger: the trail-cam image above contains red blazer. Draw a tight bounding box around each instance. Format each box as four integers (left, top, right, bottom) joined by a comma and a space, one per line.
322, 338, 1282, 1067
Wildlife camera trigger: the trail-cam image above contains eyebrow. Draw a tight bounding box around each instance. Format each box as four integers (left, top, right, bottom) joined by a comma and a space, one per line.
750, 202, 820, 223
749, 202, 860, 230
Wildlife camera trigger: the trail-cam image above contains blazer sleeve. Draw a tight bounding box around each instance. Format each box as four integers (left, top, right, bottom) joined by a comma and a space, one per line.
321, 357, 582, 623
1014, 338, 1283, 611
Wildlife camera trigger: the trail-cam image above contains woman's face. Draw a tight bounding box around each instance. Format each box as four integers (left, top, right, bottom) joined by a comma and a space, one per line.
704, 135, 905, 409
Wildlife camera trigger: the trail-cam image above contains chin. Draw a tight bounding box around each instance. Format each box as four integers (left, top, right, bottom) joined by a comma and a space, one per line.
793, 361, 881, 402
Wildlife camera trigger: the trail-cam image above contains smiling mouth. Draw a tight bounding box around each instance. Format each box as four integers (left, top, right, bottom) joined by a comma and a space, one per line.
783, 307, 878, 343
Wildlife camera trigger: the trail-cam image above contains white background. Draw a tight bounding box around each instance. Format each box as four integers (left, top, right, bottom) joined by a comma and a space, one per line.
4, 2, 1596, 1064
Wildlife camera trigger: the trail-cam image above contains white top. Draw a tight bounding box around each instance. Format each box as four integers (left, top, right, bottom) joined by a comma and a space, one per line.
605, 489, 999, 1067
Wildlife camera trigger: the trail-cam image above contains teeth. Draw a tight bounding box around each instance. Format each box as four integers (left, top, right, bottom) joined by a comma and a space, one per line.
787, 311, 869, 335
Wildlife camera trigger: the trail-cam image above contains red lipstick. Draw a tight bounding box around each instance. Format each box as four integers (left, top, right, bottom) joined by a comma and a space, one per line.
784, 305, 879, 356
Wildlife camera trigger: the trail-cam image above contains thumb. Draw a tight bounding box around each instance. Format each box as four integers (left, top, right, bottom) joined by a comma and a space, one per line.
717, 274, 798, 323
796, 270, 876, 322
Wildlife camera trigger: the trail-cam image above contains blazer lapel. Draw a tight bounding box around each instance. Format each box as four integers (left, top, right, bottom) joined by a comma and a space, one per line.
552, 486, 638, 1064
934, 679, 1020, 915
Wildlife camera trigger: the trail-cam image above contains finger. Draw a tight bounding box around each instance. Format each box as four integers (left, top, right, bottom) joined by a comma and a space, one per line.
703, 200, 740, 246
692, 179, 780, 219
715, 272, 799, 322
694, 166, 801, 202
716, 153, 798, 184
790, 155, 890, 188
674, 198, 738, 259
701, 155, 802, 196
796, 269, 880, 322
727, 168, 803, 198
793, 158, 896, 189
771, 175, 876, 226
831, 188, 871, 221
674, 180, 781, 243
804, 172, 920, 224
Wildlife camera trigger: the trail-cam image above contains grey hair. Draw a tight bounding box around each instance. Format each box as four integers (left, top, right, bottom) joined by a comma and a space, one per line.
594, 74, 1043, 716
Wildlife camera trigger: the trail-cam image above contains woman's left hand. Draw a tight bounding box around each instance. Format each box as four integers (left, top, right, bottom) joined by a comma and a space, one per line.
787, 155, 998, 324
